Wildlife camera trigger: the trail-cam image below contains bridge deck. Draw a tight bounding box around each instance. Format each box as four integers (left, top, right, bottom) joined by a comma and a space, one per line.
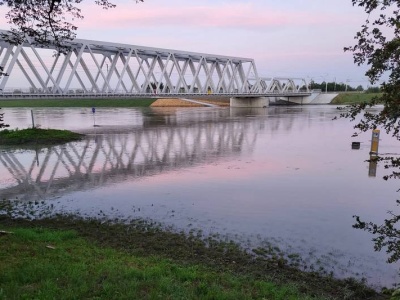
0, 91, 311, 99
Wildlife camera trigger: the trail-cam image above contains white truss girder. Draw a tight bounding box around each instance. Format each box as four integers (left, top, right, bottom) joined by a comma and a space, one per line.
0, 30, 309, 96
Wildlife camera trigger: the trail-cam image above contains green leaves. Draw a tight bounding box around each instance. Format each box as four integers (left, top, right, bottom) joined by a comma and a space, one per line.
347, 3, 400, 80
0, 0, 144, 53
0, 108, 10, 129
347, 2, 400, 267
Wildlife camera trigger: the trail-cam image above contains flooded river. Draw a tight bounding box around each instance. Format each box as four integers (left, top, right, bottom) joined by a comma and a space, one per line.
1, 106, 399, 287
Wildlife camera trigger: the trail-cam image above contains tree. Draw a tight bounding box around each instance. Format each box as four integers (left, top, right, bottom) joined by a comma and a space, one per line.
365, 86, 381, 93
0, 0, 143, 53
343, 0, 400, 137
0, 107, 9, 128
344, 1, 400, 268
0, 64, 8, 129
309, 80, 359, 92
355, 85, 364, 92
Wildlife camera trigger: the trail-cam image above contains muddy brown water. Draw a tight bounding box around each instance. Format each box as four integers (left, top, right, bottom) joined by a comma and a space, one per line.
1, 106, 399, 288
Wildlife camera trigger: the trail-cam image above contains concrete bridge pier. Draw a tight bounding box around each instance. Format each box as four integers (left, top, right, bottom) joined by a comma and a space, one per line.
230, 97, 269, 108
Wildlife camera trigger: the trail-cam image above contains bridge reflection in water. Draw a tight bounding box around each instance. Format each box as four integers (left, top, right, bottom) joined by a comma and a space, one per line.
0, 114, 260, 202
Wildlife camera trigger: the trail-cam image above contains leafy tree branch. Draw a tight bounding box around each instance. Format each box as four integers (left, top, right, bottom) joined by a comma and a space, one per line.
0, 0, 143, 53
346, 1, 400, 270
342, 0, 400, 139
0, 107, 9, 128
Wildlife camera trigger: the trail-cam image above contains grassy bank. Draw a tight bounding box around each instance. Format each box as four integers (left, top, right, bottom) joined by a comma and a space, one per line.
0, 98, 156, 107
0, 94, 385, 107
0, 128, 83, 145
0, 215, 385, 300
331, 92, 382, 105
0, 225, 319, 300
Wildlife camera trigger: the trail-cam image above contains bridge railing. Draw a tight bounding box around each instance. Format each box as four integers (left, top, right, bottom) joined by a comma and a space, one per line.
0, 91, 312, 99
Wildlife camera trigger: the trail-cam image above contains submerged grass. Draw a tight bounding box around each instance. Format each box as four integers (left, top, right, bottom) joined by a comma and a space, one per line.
0, 128, 83, 145
0, 215, 386, 300
0, 225, 320, 300
0, 98, 156, 107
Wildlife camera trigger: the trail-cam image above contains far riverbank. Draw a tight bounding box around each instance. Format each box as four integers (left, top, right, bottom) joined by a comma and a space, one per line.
330, 92, 382, 105
0, 92, 382, 107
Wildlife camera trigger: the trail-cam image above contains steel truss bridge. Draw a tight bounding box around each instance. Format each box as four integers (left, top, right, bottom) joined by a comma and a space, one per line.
0, 30, 310, 98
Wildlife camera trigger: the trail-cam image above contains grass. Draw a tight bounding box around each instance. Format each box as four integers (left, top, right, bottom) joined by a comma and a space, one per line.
0, 214, 385, 300
0, 225, 322, 300
0, 94, 385, 107
0, 128, 83, 145
331, 92, 382, 105
0, 98, 156, 107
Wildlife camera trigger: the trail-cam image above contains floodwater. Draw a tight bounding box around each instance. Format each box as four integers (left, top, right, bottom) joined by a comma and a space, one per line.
1, 106, 400, 288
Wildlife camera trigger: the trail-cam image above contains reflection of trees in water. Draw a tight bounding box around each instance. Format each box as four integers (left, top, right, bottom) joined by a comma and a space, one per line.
0, 120, 258, 201
354, 155, 400, 271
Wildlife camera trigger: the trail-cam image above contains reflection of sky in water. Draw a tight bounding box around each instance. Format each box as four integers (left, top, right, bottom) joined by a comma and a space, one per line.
1, 106, 400, 287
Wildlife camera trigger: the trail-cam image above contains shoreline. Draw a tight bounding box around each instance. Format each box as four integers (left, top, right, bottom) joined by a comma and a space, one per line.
0, 92, 382, 107
0, 214, 387, 299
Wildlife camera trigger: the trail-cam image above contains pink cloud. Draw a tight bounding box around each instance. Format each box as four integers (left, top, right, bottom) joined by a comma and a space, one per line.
78, 3, 346, 31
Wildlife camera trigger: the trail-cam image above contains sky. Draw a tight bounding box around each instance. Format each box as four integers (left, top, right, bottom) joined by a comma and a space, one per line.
0, 0, 375, 87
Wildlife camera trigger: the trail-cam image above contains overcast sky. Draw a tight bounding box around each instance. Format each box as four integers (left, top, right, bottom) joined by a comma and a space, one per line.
0, 0, 374, 87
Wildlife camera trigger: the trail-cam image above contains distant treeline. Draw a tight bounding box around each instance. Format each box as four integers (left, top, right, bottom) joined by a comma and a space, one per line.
309, 81, 380, 93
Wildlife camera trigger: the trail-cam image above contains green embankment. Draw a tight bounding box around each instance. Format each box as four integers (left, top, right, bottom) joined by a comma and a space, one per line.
0, 93, 384, 107
331, 93, 382, 105
0, 128, 83, 145
0, 226, 318, 300
0, 98, 156, 107
0, 215, 384, 300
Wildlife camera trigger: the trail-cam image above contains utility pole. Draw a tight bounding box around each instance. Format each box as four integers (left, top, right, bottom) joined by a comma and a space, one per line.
322, 73, 328, 93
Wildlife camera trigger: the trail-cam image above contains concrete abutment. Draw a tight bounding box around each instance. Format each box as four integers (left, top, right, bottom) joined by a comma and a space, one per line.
230, 97, 269, 108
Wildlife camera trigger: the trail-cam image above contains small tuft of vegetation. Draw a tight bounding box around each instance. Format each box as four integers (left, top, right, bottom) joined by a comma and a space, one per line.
0, 128, 83, 145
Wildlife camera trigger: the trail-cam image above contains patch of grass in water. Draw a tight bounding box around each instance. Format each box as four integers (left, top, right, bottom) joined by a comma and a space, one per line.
0, 128, 83, 146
